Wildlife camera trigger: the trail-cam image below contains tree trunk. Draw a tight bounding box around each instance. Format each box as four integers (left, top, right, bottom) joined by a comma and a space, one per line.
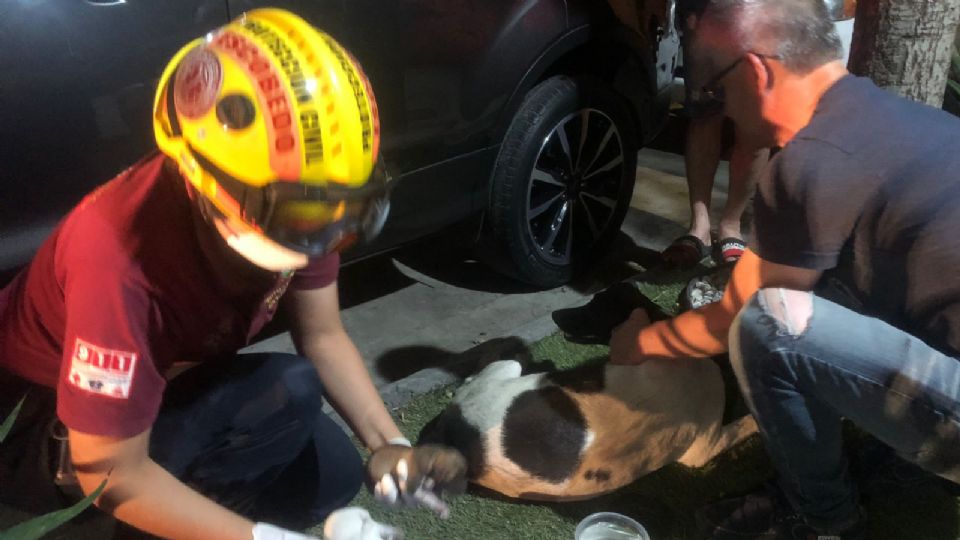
848, 0, 960, 107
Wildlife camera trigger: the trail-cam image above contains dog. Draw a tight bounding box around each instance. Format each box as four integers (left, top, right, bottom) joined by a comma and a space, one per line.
419, 357, 757, 501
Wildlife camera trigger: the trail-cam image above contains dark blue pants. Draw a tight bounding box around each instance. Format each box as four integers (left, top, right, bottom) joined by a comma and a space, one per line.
150, 353, 363, 528
1, 353, 362, 530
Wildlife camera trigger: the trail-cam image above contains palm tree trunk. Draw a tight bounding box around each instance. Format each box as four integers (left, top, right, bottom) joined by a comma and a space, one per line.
848, 0, 960, 107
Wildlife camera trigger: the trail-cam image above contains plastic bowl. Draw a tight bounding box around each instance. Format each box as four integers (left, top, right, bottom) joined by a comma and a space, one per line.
574, 512, 650, 540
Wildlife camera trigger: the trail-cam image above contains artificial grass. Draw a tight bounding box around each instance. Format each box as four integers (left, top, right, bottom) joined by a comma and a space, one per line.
335, 334, 775, 540
327, 270, 960, 540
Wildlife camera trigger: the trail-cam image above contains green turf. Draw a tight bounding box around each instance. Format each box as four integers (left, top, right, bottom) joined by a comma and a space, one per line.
322, 272, 960, 540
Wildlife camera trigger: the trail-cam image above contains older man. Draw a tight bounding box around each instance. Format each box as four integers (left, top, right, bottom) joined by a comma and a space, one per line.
610, 0, 960, 538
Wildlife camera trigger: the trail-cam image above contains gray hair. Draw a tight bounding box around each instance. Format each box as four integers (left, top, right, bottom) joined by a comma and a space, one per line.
702, 0, 843, 73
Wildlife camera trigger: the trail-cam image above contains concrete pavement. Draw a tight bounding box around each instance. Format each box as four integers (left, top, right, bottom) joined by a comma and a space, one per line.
243, 145, 736, 411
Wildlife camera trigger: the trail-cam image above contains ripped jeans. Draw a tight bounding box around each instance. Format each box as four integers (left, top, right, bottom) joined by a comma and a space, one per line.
730, 289, 960, 528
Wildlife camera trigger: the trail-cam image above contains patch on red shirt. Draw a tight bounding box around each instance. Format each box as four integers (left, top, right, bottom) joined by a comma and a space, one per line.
67, 338, 138, 399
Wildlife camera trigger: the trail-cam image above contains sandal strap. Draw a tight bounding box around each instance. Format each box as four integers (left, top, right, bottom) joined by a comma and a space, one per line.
716, 237, 746, 264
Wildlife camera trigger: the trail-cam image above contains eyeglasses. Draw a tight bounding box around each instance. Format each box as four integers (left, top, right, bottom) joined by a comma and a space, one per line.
700, 52, 782, 102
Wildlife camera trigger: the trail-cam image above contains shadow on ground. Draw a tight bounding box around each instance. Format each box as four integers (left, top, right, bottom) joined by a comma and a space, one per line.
374, 336, 534, 382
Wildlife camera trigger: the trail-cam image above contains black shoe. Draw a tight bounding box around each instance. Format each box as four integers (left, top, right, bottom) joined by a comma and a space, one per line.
697, 485, 866, 540
551, 281, 645, 344
851, 437, 938, 494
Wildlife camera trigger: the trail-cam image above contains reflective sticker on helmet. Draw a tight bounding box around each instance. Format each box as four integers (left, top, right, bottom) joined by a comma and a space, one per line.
322, 37, 375, 155
212, 30, 302, 181
174, 48, 223, 119
240, 18, 325, 170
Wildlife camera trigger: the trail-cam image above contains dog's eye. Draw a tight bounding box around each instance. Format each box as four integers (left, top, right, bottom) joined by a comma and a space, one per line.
216, 94, 256, 130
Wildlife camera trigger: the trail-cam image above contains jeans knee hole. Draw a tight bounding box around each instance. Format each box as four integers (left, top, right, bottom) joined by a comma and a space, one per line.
757, 289, 813, 338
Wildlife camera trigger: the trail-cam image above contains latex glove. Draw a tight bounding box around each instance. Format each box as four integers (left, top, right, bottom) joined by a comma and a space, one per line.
323, 507, 403, 540
366, 442, 467, 518
252, 522, 320, 540
609, 308, 653, 365
253, 508, 402, 540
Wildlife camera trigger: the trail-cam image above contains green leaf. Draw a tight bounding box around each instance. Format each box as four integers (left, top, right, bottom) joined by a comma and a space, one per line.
0, 479, 106, 540
0, 395, 26, 444
949, 79, 960, 99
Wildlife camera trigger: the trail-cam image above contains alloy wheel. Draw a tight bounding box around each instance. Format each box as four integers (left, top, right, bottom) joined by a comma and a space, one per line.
525, 108, 626, 266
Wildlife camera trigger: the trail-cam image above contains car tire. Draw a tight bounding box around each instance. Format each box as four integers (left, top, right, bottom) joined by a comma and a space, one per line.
486, 75, 638, 287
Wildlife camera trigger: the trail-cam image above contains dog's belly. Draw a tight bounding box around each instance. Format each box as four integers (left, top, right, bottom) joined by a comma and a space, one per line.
472, 358, 727, 501
473, 389, 709, 500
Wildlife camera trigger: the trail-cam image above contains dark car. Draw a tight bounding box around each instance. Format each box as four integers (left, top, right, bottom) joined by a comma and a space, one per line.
0, 1, 681, 287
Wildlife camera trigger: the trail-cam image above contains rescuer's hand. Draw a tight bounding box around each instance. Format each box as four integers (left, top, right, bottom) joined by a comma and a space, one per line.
366, 442, 467, 518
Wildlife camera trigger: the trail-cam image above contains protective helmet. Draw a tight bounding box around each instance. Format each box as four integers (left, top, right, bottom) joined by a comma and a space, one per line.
153, 8, 389, 261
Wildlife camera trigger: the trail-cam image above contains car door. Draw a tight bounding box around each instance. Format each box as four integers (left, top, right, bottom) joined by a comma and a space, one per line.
0, 0, 230, 274
229, 0, 473, 170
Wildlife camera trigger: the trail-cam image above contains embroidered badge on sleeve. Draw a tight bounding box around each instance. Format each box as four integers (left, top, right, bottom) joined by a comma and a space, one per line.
67, 338, 139, 399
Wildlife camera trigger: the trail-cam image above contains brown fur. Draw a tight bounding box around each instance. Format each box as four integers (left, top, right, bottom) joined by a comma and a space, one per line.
429, 358, 757, 501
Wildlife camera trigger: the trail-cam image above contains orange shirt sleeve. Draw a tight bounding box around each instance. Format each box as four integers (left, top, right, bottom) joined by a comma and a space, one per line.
637, 249, 764, 359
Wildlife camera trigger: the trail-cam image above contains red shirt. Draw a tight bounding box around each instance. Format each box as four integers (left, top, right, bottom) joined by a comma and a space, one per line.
0, 153, 339, 437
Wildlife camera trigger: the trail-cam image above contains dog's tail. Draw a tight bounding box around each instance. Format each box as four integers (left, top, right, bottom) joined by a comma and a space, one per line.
676, 414, 759, 468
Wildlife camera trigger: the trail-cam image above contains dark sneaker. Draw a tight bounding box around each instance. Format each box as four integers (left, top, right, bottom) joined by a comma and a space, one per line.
697, 486, 866, 540
851, 437, 942, 495
776, 512, 866, 540
551, 281, 646, 344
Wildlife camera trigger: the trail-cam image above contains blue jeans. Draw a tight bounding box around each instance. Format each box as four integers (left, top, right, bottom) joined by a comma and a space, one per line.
151, 353, 363, 528
730, 289, 960, 529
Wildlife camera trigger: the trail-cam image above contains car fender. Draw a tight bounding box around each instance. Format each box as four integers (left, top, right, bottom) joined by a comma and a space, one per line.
456, 0, 568, 127
485, 16, 668, 152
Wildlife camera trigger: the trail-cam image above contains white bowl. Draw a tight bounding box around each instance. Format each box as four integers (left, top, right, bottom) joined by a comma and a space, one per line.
574, 512, 650, 540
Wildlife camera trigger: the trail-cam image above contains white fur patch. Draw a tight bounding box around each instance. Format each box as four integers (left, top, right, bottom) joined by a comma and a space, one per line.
583, 430, 596, 451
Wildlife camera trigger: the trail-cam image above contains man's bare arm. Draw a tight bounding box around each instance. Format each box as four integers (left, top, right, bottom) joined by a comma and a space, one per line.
284, 283, 404, 450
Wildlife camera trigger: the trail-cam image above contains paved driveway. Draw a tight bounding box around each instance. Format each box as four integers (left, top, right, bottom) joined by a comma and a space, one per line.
243, 146, 738, 401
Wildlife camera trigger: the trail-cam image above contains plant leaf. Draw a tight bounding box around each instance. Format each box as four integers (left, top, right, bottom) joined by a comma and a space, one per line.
0, 395, 26, 444
0, 479, 106, 540
948, 79, 960, 99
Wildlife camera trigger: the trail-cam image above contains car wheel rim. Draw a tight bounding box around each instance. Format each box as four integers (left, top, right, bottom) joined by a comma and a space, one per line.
525, 108, 625, 266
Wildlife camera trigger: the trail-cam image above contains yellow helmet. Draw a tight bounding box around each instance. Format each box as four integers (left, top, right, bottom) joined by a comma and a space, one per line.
154, 8, 389, 257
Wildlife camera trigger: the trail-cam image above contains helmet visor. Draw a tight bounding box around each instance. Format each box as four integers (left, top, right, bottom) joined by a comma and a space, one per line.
264, 188, 389, 255
200, 152, 393, 256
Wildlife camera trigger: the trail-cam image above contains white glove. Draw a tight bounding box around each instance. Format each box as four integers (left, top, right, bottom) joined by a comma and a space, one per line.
252, 522, 320, 540
252, 509, 401, 540
322, 507, 403, 540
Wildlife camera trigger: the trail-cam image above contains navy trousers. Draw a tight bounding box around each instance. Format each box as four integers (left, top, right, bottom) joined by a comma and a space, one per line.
1, 353, 363, 531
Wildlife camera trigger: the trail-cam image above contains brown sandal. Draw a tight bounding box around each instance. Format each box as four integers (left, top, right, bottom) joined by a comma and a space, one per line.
661, 234, 710, 269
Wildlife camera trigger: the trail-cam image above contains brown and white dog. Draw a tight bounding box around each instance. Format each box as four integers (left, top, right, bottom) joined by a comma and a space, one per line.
419, 357, 757, 501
